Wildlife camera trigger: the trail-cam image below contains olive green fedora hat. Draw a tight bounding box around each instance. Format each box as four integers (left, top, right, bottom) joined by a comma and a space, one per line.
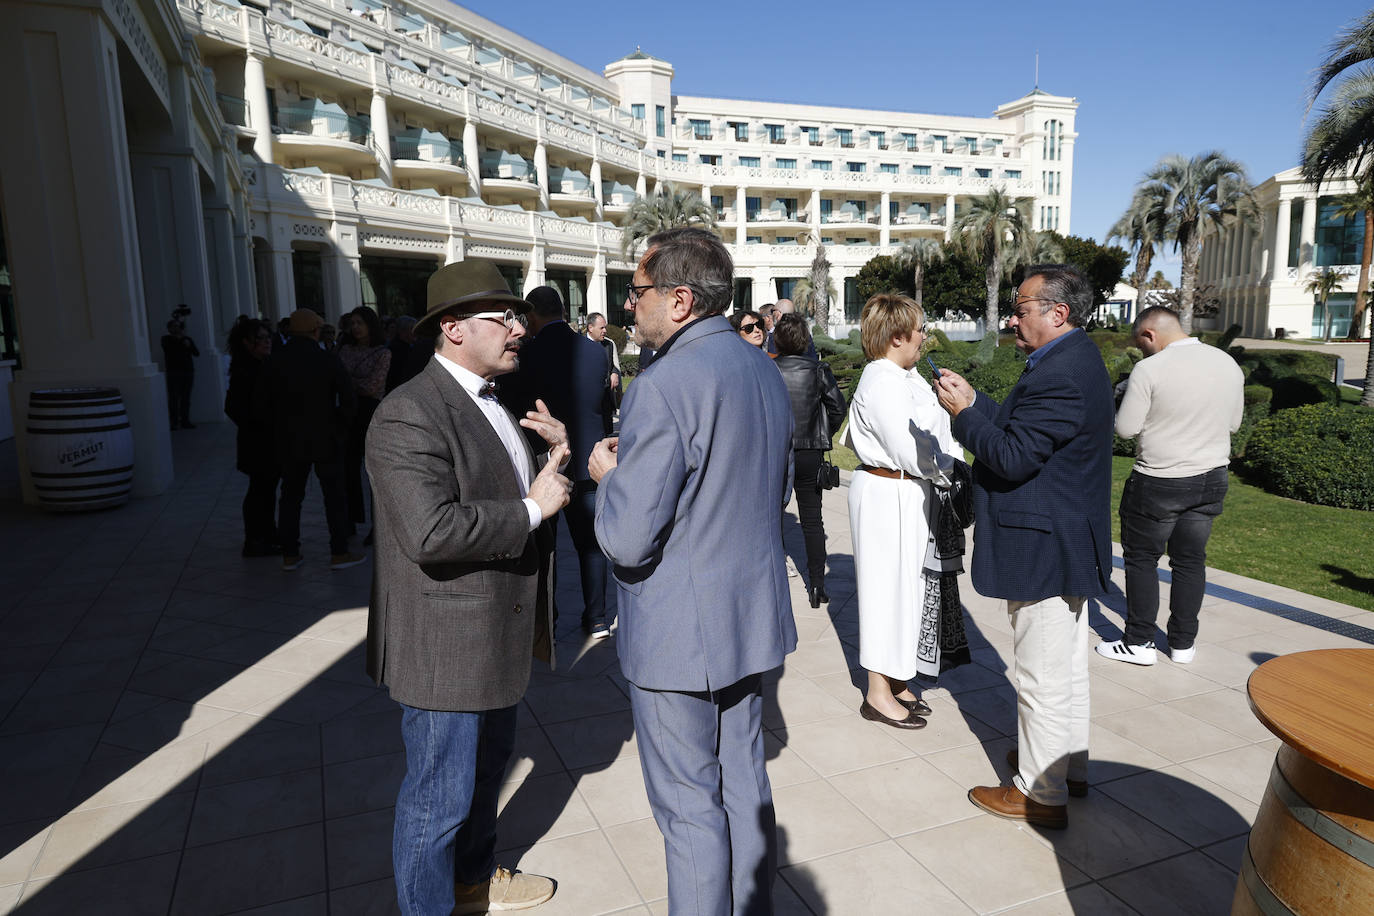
415, 260, 529, 336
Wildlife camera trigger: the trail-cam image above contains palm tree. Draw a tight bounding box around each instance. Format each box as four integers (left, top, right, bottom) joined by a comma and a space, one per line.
1026, 231, 1065, 265
952, 188, 1033, 342
1132, 152, 1260, 333
1109, 188, 1169, 316
805, 234, 833, 332
1302, 8, 1374, 403
620, 182, 716, 257
792, 274, 837, 320
1304, 267, 1345, 340
894, 238, 945, 310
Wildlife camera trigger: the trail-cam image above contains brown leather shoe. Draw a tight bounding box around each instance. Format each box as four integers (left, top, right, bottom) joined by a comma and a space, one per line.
454, 866, 555, 913
1007, 749, 1088, 798
968, 784, 1068, 829
860, 701, 927, 730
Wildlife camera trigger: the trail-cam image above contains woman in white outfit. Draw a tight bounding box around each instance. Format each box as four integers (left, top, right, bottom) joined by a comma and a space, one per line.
846, 293, 967, 729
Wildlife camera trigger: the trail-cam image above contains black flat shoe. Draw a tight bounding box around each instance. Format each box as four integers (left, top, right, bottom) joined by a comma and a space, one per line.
859, 701, 927, 730
807, 584, 829, 608
897, 696, 933, 716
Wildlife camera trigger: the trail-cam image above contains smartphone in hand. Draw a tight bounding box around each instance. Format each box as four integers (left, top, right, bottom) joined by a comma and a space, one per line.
926, 357, 943, 378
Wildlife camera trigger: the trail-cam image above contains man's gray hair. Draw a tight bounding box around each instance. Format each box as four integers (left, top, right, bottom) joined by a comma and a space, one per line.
586, 312, 606, 327
1023, 264, 1094, 327
641, 227, 734, 316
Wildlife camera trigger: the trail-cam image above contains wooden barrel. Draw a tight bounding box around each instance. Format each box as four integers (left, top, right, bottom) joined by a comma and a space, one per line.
26, 387, 135, 511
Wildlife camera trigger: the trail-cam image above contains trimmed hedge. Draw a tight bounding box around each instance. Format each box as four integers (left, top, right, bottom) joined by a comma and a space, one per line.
1267, 373, 1341, 411
1244, 404, 1374, 509
1230, 385, 1273, 458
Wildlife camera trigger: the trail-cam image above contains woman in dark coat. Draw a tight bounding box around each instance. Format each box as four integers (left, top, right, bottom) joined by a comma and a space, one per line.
224, 317, 279, 556
773, 313, 846, 607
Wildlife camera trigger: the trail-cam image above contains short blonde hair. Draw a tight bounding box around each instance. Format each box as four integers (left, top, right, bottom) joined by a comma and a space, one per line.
859, 293, 925, 360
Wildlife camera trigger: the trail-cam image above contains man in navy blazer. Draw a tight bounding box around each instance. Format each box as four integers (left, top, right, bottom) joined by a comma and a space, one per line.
934, 264, 1113, 830
590, 228, 796, 914
500, 286, 617, 637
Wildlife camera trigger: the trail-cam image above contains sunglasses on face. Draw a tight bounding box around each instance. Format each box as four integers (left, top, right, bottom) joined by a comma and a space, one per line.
739, 322, 762, 334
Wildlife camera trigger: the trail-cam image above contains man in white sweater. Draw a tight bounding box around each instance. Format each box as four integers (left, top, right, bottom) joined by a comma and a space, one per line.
1097, 306, 1244, 666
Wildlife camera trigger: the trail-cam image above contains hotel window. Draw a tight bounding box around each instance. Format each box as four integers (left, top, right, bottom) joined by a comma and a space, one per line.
740, 156, 760, 168
889, 200, 899, 221
931, 134, 948, 152
711, 195, 724, 217
746, 236, 762, 245
902, 132, 918, 151
766, 123, 785, 143
655, 105, 665, 137
872, 131, 886, 149
811, 160, 832, 171
912, 165, 931, 176
944, 166, 962, 177
657, 150, 665, 158
1004, 169, 1021, 179
879, 163, 898, 174
837, 128, 853, 148
848, 162, 866, 173
700, 154, 720, 165
975, 168, 991, 178
820, 199, 833, 221
1043, 120, 1062, 160
631, 103, 644, 120
689, 119, 711, 139
746, 196, 761, 219
803, 126, 820, 145
778, 197, 797, 218
672, 153, 688, 163
963, 136, 978, 152
990, 138, 1004, 155
775, 158, 797, 170
847, 200, 866, 220
776, 236, 795, 244
730, 121, 748, 142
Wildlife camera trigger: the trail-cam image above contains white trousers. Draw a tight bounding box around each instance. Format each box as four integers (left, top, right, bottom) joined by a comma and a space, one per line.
1007, 595, 1090, 806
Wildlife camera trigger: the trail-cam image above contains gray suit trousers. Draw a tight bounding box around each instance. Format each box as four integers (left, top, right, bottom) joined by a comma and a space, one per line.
628, 674, 775, 916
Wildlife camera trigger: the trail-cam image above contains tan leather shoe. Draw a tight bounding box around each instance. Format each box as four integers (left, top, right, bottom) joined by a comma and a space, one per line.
968, 784, 1068, 829
454, 866, 555, 913
1007, 749, 1088, 798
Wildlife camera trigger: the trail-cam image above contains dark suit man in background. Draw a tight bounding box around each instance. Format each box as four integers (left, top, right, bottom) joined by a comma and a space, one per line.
256, 308, 363, 572
384, 315, 421, 393
934, 264, 1113, 830
590, 228, 796, 913
501, 287, 618, 638
366, 261, 571, 915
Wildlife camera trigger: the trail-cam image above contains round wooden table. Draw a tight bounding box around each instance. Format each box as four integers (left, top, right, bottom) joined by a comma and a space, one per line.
1233, 648, 1374, 914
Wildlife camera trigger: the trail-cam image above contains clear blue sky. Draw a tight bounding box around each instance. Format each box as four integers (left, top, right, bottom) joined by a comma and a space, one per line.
454, 0, 1361, 281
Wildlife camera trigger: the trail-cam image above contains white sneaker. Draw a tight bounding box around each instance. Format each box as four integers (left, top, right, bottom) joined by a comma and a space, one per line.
1170, 645, 1196, 664
785, 555, 800, 578
1095, 639, 1156, 666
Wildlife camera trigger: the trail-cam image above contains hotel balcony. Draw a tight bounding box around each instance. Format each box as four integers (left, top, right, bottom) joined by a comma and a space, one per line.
274, 102, 375, 172
478, 150, 539, 198
602, 181, 636, 215
391, 132, 467, 189
547, 166, 596, 212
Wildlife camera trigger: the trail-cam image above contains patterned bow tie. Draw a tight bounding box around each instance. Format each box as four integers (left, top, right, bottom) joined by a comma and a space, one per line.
479, 381, 499, 400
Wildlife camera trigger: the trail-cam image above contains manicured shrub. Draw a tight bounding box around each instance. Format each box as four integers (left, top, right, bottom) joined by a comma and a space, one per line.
1217, 323, 1243, 351
1267, 373, 1341, 412
1236, 349, 1336, 384
1230, 385, 1273, 458
619, 353, 640, 376
1244, 404, 1374, 509
965, 346, 1027, 402
604, 324, 628, 353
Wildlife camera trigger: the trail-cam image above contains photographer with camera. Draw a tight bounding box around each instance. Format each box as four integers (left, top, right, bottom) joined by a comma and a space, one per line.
162, 305, 200, 430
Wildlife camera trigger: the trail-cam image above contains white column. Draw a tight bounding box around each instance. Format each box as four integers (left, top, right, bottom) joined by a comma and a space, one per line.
1274, 197, 1293, 276
735, 186, 747, 254
370, 90, 393, 185
244, 52, 273, 164
590, 159, 604, 221
533, 139, 549, 210
635, 171, 647, 199
587, 253, 607, 315
323, 218, 362, 321
463, 120, 481, 197
944, 193, 956, 241
810, 189, 822, 238
879, 189, 891, 247
751, 271, 774, 309
702, 183, 713, 214
1299, 197, 1318, 271
524, 243, 546, 294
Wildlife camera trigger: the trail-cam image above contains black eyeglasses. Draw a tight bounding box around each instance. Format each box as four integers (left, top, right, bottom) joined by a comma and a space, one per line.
739, 322, 762, 334
626, 283, 657, 306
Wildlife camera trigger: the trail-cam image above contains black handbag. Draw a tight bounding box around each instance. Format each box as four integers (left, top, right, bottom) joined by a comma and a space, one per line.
939, 458, 974, 528
819, 453, 841, 490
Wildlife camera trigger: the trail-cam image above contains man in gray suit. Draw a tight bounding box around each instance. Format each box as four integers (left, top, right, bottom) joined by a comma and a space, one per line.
590, 228, 797, 914
366, 260, 572, 915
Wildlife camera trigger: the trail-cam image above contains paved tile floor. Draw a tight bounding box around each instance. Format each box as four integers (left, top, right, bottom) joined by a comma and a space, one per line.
2, 425, 1371, 915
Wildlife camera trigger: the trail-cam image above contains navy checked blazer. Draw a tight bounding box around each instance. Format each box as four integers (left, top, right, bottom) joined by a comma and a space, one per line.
951, 328, 1114, 603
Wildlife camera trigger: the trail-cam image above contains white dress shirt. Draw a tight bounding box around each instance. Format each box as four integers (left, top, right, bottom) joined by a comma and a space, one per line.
433, 353, 543, 531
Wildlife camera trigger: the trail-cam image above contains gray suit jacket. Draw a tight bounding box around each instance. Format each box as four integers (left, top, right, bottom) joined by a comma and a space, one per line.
595, 315, 797, 692
365, 358, 555, 711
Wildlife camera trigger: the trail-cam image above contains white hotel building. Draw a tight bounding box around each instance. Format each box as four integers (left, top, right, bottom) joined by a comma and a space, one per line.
0, 0, 1076, 500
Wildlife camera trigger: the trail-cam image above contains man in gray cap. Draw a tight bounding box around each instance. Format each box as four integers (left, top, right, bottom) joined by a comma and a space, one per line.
365, 260, 571, 914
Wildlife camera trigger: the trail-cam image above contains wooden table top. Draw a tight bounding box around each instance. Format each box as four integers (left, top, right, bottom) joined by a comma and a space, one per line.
1247, 649, 1374, 790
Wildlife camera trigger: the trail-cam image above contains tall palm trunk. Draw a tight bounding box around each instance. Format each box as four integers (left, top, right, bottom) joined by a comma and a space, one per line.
1178, 237, 1201, 334
984, 237, 1000, 341
1362, 336, 1374, 407
1132, 246, 1154, 316
1349, 208, 1373, 340
912, 261, 924, 310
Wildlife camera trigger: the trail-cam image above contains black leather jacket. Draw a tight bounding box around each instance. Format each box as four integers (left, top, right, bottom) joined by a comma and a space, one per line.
775, 355, 846, 450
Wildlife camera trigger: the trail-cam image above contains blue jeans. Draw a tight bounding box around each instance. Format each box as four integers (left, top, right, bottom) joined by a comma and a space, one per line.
1120, 468, 1228, 650
392, 703, 518, 915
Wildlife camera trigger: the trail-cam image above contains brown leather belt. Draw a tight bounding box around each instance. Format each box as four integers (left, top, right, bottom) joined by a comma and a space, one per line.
858, 464, 912, 481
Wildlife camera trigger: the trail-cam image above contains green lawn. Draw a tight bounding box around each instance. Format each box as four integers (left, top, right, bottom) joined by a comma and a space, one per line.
830, 433, 1374, 611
